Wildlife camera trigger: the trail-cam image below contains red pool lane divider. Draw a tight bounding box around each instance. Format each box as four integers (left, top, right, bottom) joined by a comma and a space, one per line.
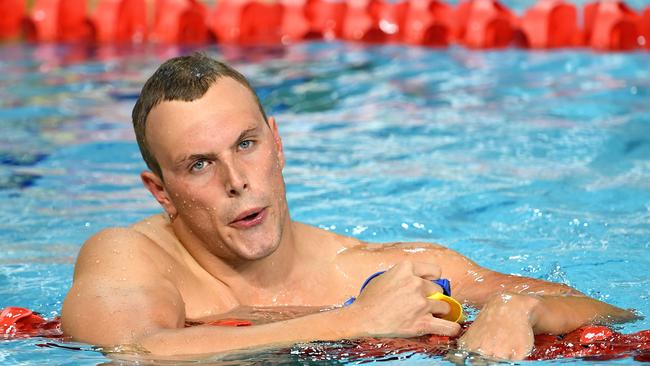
1, 307, 61, 339
281, 0, 312, 43
3, 0, 650, 51
0, 0, 25, 40
402, 0, 454, 47
520, 0, 580, 48
150, 0, 210, 43
240, 1, 285, 44
341, 0, 384, 43
2, 306, 650, 361
642, 8, 650, 49
585, 0, 642, 51
307, 0, 347, 40
209, 0, 286, 44
207, 318, 254, 327
89, 0, 148, 43
455, 0, 517, 48
31, 0, 93, 42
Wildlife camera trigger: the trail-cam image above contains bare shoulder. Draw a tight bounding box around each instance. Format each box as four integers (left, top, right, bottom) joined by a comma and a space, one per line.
337, 240, 479, 282
342, 240, 458, 260
72, 220, 170, 280
63, 218, 184, 344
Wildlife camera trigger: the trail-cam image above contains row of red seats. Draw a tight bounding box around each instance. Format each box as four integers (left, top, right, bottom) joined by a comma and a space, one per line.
0, 0, 649, 50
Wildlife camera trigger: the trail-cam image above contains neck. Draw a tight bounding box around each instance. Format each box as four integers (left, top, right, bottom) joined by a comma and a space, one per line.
172, 214, 307, 293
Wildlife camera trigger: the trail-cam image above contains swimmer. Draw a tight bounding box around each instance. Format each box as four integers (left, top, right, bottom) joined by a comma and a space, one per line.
61, 53, 636, 361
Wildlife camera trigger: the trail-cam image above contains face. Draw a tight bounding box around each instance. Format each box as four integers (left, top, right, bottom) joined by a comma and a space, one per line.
143, 77, 288, 262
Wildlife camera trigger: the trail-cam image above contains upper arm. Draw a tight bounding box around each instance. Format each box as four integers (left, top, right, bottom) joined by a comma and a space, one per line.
61, 228, 185, 346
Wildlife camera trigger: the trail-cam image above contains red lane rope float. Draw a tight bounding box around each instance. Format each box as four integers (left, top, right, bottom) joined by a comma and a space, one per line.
208, 0, 244, 43
306, 0, 347, 40
0, 0, 25, 40
2, 306, 650, 361
455, 0, 517, 48
23, 0, 62, 42
1, 307, 61, 339
58, 0, 93, 42
401, 0, 454, 47
2, 0, 650, 51
342, 0, 387, 43
89, 0, 148, 43
642, 7, 650, 49
22, 0, 94, 43
520, 0, 580, 48
584, 0, 642, 50
150, 0, 209, 43
209, 0, 285, 44
239, 1, 285, 44
281, 0, 313, 43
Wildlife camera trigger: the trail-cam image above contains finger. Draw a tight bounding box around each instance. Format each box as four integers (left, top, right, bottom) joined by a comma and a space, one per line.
427, 297, 451, 316
410, 261, 442, 280
420, 278, 444, 296
422, 316, 461, 337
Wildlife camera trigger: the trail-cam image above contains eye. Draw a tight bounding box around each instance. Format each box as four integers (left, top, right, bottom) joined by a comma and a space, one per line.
239, 140, 254, 150
190, 159, 209, 172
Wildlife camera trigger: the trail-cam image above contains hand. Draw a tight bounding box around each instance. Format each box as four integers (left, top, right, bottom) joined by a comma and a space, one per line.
347, 261, 461, 338
457, 293, 541, 360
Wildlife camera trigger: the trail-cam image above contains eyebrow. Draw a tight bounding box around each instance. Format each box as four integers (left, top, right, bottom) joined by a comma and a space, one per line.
173, 125, 261, 168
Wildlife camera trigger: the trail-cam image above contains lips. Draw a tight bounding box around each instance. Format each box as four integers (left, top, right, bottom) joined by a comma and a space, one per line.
229, 207, 267, 229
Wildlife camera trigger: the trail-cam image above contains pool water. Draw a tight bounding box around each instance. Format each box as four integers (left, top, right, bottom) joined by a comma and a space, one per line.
1, 41, 649, 364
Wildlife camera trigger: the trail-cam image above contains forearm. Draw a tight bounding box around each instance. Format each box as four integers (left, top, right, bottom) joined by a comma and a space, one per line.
529, 294, 637, 335
139, 307, 357, 356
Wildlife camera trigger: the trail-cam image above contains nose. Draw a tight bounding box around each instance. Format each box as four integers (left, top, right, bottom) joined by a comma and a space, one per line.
222, 158, 248, 197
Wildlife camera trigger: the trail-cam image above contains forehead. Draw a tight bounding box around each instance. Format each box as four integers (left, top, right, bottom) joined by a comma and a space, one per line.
145, 77, 264, 164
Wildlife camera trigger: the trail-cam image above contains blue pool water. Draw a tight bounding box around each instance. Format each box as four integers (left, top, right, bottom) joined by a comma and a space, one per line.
1, 41, 650, 364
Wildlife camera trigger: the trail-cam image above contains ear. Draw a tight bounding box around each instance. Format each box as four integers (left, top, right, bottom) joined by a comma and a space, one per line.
140, 171, 178, 218
267, 116, 285, 169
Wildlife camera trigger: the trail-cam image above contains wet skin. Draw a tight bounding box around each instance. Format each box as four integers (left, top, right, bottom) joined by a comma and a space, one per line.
61, 77, 636, 361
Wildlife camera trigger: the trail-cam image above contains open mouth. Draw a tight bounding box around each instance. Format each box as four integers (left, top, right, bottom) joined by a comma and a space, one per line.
230, 207, 267, 229
241, 211, 260, 221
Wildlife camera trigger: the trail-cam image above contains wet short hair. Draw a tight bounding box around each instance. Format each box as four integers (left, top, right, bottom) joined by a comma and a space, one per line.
132, 53, 268, 179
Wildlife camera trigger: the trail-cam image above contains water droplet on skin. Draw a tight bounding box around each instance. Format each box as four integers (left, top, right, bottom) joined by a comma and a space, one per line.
95, 259, 100, 264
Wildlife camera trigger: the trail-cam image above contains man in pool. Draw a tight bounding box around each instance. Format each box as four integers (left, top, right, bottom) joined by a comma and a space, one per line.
61, 53, 635, 361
